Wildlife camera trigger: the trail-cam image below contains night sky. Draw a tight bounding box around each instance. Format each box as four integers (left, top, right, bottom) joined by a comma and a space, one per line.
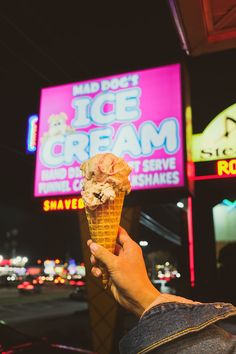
1, 2, 236, 262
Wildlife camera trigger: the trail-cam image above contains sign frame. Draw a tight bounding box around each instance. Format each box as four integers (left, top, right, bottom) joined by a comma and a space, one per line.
34, 63, 191, 203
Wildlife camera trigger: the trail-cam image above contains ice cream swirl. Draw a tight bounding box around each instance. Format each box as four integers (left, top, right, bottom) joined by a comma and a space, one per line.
80, 153, 132, 209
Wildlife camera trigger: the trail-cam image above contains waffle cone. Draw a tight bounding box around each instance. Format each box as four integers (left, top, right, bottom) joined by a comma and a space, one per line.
85, 192, 125, 288
85, 191, 125, 253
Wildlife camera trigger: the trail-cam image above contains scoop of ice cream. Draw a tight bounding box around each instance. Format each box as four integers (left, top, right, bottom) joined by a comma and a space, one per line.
80, 153, 132, 209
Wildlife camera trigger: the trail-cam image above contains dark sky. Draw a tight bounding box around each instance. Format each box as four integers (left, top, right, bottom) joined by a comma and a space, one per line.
1, 1, 236, 262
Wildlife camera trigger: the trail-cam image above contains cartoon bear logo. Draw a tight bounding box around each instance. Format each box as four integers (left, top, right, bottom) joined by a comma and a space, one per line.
41, 112, 75, 143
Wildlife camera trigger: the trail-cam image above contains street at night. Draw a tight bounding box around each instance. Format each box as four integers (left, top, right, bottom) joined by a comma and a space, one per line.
1, 1, 236, 353
0, 284, 92, 350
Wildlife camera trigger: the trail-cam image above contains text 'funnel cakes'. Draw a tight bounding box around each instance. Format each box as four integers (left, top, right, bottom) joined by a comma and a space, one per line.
80, 153, 132, 287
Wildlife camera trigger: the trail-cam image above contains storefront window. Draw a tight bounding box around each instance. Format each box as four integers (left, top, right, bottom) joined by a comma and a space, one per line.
138, 198, 190, 297
212, 200, 236, 304
213, 200, 236, 261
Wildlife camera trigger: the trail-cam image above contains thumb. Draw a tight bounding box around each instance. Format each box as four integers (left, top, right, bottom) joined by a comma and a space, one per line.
89, 242, 115, 269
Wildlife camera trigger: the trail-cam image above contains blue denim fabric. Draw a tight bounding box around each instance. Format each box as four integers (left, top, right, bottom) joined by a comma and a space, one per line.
119, 302, 236, 354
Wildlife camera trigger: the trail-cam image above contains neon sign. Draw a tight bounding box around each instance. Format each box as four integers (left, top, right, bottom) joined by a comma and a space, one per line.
222, 199, 236, 209
192, 104, 236, 162
217, 159, 236, 176
34, 64, 184, 197
43, 197, 84, 212
193, 158, 236, 181
27, 115, 38, 153
187, 197, 195, 287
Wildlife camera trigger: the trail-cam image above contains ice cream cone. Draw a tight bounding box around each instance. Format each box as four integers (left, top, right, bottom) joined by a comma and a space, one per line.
85, 191, 125, 288
80, 153, 132, 288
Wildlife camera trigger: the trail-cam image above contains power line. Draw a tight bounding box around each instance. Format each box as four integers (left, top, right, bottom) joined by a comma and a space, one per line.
0, 143, 34, 166
0, 10, 73, 81
0, 38, 52, 83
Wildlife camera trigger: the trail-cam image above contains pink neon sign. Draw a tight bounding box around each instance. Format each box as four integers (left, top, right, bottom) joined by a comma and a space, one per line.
34, 64, 184, 197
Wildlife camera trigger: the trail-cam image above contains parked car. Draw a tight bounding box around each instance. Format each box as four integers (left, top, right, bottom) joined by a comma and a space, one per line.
0, 322, 96, 354
69, 279, 86, 287
17, 281, 42, 294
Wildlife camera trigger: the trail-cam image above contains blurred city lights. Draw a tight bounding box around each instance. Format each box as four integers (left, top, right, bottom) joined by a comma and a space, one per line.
139, 240, 148, 247
0, 253, 86, 287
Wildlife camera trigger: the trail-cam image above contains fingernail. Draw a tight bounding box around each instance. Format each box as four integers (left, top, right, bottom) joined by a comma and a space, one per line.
90, 243, 99, 253
95, 269, 101, 276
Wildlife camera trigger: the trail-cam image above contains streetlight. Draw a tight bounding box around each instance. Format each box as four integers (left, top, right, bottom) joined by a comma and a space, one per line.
139, 241, 148, 247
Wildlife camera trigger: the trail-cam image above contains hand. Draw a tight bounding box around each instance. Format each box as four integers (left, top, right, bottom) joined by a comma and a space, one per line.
87, 226, 160, 317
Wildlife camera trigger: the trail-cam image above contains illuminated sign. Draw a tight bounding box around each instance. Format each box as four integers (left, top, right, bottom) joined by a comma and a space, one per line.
217, 159, 236, 176
222, 199, 236, 209
27, 115, 38, 153
193, 158, 236, 181
35, 64, 184, 197
43, 197, 84, 212
44, 260, 55, 275
192, 104, 236, 162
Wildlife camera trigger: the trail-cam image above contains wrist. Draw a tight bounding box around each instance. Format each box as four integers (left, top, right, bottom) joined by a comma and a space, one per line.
135, 284, 160, 317
140, 293, 200, 318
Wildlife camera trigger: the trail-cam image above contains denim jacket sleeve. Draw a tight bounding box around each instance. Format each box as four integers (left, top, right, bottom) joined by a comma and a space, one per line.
119, 302, 236, 354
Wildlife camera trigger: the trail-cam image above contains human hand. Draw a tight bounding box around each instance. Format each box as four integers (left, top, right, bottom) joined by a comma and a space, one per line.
87, 226, 160, 317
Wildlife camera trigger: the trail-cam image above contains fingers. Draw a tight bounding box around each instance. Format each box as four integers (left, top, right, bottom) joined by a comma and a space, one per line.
87, 226, 132, 262
88, 241, 115, 270
90, 254, 97, 265
117, 226, 132, 249
91, 266, 102, 277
